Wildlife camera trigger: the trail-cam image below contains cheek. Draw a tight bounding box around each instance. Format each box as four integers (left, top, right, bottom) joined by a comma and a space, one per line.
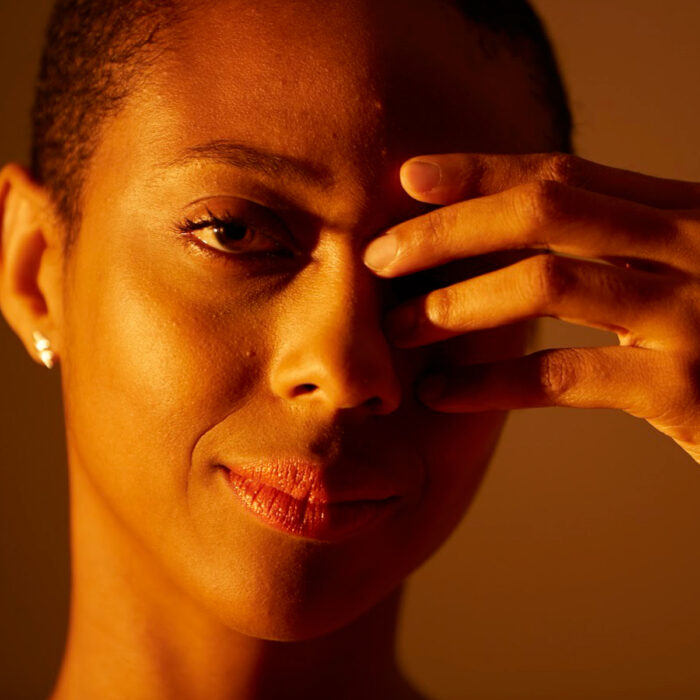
61, 239, 264, 541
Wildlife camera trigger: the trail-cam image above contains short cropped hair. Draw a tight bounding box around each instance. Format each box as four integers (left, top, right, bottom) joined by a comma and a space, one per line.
30, 0, 573, 249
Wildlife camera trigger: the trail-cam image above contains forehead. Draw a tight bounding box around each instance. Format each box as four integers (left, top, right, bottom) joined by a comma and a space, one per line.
91, 0, 550, 223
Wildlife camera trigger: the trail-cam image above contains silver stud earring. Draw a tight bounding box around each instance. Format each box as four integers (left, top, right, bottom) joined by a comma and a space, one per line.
32, 330, 56, 370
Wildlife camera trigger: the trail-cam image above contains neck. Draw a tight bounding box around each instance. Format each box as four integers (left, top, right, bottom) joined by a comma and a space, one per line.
50, 463, 421, 700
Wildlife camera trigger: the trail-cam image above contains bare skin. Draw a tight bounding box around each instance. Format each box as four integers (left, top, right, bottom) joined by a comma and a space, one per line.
367, 152, 700, 464
0, 0, 610, 698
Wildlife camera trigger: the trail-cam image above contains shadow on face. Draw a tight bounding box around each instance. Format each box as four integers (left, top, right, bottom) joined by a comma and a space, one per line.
59, 0, 554, 640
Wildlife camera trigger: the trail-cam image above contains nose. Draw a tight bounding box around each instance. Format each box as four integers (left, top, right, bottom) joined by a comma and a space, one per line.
268, 246, 402, 416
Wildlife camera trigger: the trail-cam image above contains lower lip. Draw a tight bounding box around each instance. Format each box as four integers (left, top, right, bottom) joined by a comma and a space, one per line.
222, 468, 397, 541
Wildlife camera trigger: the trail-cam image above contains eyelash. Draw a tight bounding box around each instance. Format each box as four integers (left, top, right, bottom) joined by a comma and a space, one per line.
173, 208, 295, 262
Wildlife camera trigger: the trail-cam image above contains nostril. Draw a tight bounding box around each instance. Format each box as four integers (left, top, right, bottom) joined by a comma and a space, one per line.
291, 383, 317, 398
365, 396, 382, 411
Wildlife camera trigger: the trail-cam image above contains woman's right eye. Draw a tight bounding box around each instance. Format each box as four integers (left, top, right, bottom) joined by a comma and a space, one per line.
173, 205, 296, 261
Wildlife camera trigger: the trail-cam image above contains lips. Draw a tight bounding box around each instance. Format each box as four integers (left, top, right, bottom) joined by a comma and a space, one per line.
220, 457, 402, 541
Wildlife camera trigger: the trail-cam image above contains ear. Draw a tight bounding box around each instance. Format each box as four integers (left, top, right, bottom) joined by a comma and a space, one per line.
0, 163, 64, 368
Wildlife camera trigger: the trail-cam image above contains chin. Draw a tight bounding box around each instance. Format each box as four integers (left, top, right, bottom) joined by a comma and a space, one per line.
169, 517, 409, 643
198, 566, 399, 643
224, 603, 369, 643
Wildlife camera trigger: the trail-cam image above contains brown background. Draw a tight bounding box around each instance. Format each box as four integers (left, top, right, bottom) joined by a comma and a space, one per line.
2, 1, 700, 698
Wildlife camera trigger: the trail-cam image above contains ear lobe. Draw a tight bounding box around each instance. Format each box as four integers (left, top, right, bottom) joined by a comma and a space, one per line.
0, 163, 64, 368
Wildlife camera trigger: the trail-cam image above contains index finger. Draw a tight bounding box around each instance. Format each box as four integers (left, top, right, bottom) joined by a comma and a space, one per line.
400, 152, 700, 210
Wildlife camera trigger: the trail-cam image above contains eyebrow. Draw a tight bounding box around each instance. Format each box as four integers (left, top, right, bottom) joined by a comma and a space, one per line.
161, 139, 334, 189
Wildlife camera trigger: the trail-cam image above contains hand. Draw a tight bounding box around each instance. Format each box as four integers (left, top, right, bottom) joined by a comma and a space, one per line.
363, 152, 700, 464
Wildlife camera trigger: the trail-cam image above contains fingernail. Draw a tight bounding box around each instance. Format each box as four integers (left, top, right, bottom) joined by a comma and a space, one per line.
401, 161, 441, 193
364, 234, 398, 270
418, 374, 446, 403
385, 305, 418, 343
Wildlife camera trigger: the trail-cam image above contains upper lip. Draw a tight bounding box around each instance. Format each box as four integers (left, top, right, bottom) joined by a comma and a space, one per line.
222, 456, 403, 505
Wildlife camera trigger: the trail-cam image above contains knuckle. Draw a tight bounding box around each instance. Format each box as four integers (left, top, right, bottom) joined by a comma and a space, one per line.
544, 152, 588, 188
525, 253, 571, 309
630, 208, 683, 248
538, 350, 582, 399
516, 178, 568, 233
423, 205, 452, 246
457, 154, 489, 196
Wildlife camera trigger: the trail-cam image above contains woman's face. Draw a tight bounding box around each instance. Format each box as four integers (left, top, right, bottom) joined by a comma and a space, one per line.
60, 0, 552, 640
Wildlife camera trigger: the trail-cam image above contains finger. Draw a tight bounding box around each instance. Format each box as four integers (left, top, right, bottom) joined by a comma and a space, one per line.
415, 346, 664, 416
384, 253, 681, 349
364, 179, 698, 277
400, 152, 700, 210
